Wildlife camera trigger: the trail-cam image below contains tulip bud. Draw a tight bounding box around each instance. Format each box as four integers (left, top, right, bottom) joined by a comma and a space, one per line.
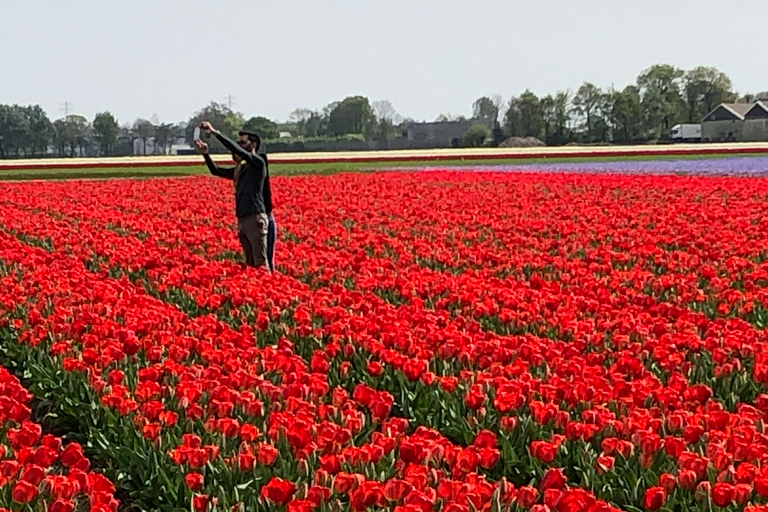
297, 459, 309, 477
695, 481, 711, 503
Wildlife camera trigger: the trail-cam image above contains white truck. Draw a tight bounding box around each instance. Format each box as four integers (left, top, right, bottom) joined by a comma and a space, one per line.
670, 124, 701, 143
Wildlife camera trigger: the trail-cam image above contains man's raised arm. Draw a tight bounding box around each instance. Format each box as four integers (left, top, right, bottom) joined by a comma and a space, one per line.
200, 122, 253, 161
196, 139, 235, 180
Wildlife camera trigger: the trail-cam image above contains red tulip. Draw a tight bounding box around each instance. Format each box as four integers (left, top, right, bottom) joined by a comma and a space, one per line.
713, 483, 736, 508
0, 460, 20, 479
12, 480, 39, 504
596, 456, 614, 473
755, 476, 768, 498
663, 437, 685, 459
540, 468, 566, 491
530, 441, 557, 464
237, 452, 255, 472
261, 477, 296, 505
20, 464, 46, 486
49, 498, 76, 512
384, 479, 413, 502
33, 445, 58, 468
306, 485, 332, 506
349, 481, 386, 512
501, 416, 519, 432
735, 484, 753, 506
185, 473, 204, 491
678, 469, 698, 490
479, 448, 500, 469
287, 500, 315, 512
367, 361, 383, 376
333, 473, 362, 494
60, 443, 84, 468
239, 424, 259, 443
659, 473, 677, 494
192, 494, 209, 512
643, 487, 666, 511
517, 486, 539, 509
258, 444, 279, 466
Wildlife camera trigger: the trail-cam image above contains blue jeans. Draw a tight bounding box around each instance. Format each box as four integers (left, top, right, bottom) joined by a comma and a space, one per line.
267, 213, 276, 272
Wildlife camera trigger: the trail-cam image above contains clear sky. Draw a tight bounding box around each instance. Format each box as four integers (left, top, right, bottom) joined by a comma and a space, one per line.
1, 0, 765, 126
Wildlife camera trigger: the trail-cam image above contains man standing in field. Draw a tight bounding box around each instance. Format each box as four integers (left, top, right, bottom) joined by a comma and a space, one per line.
195, 122, 269, 270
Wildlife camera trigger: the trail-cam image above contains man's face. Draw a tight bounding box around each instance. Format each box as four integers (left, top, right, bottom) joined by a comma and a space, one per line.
238, 135, 254, 152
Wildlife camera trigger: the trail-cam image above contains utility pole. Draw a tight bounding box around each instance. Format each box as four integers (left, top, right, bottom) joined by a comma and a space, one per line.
60, 101, 73, 116
224, 95, 236, 110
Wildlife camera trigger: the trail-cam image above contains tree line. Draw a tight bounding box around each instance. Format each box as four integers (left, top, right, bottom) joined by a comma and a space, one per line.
1, 63, 766, 158
478, 65, 766, 146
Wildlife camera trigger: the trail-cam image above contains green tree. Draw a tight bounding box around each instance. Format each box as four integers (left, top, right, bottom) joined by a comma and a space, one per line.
504, 90, 544, 140
287, 108, 312, 137
541, 91, 572, 145
372, 100, 400, 123
242, 116, 280, 140
133, 119, 155, 156
303, 113, 327, 138
115, 124, 135, 156
0, 105, 29, 158
53, 115, 89, 157
472, 96, 500, 127
541, 95, 556, 143
637, 64, 686, 139
740, 93, 757, 104
223, 112, 246, 141
186, 102, 241, 149
571, 83, 605, 143
328, 96, 376, 138
683, 66, 736, 122
24, 105, 53, 157
462, 123, 490, 147
436, 113, 467, 122
67, 115, 90, 157
605, 86, 644, 143
288, 108, 327, 138
154, 123, 180, 155
92, 111, 119, 156
371, 101, 402, 143
53, 119, 70, 156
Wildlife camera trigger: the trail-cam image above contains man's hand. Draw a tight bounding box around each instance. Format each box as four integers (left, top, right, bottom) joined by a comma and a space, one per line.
199, 121, 218, 135
195, 140, 208, 154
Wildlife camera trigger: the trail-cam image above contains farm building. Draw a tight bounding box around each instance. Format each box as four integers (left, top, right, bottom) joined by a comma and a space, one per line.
701, 100, 768, 142
744, 100, 768, 142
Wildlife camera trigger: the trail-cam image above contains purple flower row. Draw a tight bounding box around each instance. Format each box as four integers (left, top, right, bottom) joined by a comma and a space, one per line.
383, 156, 768, 176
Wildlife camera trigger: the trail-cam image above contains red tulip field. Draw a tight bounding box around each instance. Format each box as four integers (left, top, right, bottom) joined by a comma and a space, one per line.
2, 168, 768, 512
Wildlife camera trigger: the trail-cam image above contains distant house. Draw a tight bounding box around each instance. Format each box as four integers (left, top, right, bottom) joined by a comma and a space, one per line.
701, 103, 752, 142
744, 100, 768, 142
406, 120, 475, 148
701, 101, 768, 142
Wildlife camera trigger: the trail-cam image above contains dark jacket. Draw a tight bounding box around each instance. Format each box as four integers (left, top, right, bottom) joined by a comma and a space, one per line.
203, 133, 266, 218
